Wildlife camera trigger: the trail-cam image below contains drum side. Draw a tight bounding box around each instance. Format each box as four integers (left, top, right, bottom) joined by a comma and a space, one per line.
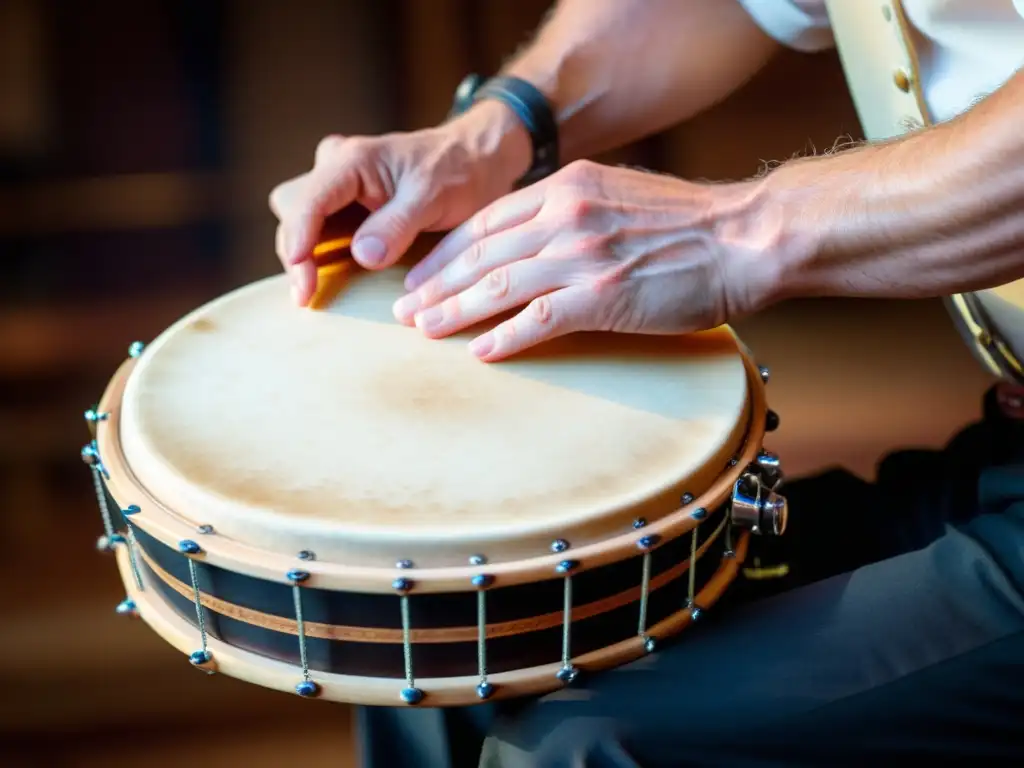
127, 508, 730, 680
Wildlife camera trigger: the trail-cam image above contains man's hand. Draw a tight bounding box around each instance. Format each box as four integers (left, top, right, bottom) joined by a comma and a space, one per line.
268, 0, 782, 309
269, 101, 531, 306
392, 160, 782, 361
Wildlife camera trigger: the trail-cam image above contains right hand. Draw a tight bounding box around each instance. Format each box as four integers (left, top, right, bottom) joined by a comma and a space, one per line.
269, 100, 532, 306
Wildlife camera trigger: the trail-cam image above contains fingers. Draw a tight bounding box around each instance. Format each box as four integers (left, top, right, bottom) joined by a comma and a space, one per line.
271, 167, 360, 265
404, 182, 545, 291
350, 179, 438, 270
271, 134, 381, 305
291, 259, 318, 306
270, 167, 361, 306
467, 286, 594, 362
392, 222, 550, 324
410, 259, 568, 339
272, 221, 319, 305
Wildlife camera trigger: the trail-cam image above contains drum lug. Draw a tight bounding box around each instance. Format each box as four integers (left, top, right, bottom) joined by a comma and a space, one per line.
190, 649, 218, 675
750, 450, 784, 490
730, 472, 787, 536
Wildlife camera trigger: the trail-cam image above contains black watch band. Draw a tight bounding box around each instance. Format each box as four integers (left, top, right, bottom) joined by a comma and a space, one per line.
450, 74, 560, 186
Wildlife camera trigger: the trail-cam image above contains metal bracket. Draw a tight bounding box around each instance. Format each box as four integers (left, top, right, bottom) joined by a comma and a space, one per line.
730, 472, 787, 536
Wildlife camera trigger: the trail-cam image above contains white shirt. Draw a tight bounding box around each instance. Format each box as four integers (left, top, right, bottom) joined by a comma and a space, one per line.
737, 1, 1024, 375
737, 0, 1024, 123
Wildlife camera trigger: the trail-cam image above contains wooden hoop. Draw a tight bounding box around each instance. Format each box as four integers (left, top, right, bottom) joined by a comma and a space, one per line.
94, 347, 767, 594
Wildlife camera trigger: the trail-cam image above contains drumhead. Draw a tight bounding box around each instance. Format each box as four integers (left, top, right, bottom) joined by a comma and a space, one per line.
119, 266, 750, 568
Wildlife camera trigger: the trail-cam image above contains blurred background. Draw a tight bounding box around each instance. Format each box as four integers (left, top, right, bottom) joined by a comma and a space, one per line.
0, 1, 994, 765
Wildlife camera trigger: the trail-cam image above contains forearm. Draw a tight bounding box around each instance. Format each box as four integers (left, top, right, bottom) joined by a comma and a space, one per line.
754, 69, 1024, 304
497, 0, 779, 162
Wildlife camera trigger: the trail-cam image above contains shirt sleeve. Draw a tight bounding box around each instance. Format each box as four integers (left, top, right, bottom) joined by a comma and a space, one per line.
735, 0, 835, 52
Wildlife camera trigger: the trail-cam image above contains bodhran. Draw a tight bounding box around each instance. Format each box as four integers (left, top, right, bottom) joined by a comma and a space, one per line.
80, 262, 787, 708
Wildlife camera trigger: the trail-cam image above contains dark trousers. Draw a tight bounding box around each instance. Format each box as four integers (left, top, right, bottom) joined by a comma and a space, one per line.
358, 386, 1024, 766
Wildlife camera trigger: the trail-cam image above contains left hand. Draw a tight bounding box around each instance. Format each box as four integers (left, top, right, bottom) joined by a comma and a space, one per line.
391, 159, 774, 361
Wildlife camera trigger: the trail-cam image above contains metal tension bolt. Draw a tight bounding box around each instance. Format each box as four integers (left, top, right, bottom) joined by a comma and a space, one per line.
752, 450, 784, 490
730, 473, 788, 536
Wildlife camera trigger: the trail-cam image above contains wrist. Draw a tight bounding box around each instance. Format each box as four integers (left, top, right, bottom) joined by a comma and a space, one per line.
705, 177, 801, 320
753, 139, 940, 302
732, 145, 897, 307
447, 99, 533, 192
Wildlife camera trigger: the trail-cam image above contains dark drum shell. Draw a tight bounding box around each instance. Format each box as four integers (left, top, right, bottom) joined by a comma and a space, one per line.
110, 489, 729, 680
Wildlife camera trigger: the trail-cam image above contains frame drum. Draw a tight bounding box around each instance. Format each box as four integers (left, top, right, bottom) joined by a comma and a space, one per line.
81, 260, 787, 708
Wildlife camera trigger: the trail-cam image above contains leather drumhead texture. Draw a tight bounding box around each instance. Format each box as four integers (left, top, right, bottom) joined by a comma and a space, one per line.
119, 266, 750, 568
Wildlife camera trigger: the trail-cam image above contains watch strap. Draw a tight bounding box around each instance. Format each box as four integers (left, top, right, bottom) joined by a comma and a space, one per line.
451, 74, 560, 186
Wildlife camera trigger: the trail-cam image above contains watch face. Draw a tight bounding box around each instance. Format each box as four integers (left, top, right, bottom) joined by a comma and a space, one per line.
451, 74, 482, 116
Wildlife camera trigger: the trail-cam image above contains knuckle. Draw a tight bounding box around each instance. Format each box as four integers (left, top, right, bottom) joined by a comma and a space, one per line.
272, 175, 326, 223
559, 159, 597, 184
469, 210, 492, 241
268, 186, 285, 216
483, 266, 511, 299
464, 239, 485, 267
546, 186, 593, 226
528, 295, 554, 326
417, 277, 444, 306
564, 196, 591, 223
315, 134, 376, 168
268, 178, 298, 217
314, 134, 347, 164
499, 320, 518, 343
441, 296, 462, 322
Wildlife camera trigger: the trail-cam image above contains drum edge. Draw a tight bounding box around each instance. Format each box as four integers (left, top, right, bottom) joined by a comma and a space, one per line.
88, 349, 774, 594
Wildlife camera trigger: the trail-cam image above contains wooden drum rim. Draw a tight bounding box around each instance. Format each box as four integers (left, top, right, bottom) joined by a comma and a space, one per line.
95, 344, 768, 594
111, 530, 750, 707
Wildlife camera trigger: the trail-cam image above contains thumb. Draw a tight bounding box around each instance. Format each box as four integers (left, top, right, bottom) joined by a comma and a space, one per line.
350, 179, 437, 270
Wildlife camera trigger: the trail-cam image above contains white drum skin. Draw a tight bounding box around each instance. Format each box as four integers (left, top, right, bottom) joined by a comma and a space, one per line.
117, 266, 751, 569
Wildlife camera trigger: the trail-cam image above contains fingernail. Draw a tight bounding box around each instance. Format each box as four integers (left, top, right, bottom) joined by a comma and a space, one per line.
353, 236, 386, 267
414, 306, 444, 331
392, 293, 421, 321
469, 333, 494, 358
404, 270, 424, 291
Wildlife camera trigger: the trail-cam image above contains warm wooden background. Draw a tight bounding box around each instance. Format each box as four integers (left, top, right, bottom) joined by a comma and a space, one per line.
0, 1, 991, 765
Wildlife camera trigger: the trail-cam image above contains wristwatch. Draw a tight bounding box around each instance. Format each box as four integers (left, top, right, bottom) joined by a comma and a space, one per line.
450, 73, 560, 186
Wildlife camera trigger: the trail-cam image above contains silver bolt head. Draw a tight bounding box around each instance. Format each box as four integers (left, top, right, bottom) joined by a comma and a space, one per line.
81, 444, 99, 466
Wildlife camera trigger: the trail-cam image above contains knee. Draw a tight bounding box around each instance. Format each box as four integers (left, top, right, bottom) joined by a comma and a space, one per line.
482, 712, 628, 767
